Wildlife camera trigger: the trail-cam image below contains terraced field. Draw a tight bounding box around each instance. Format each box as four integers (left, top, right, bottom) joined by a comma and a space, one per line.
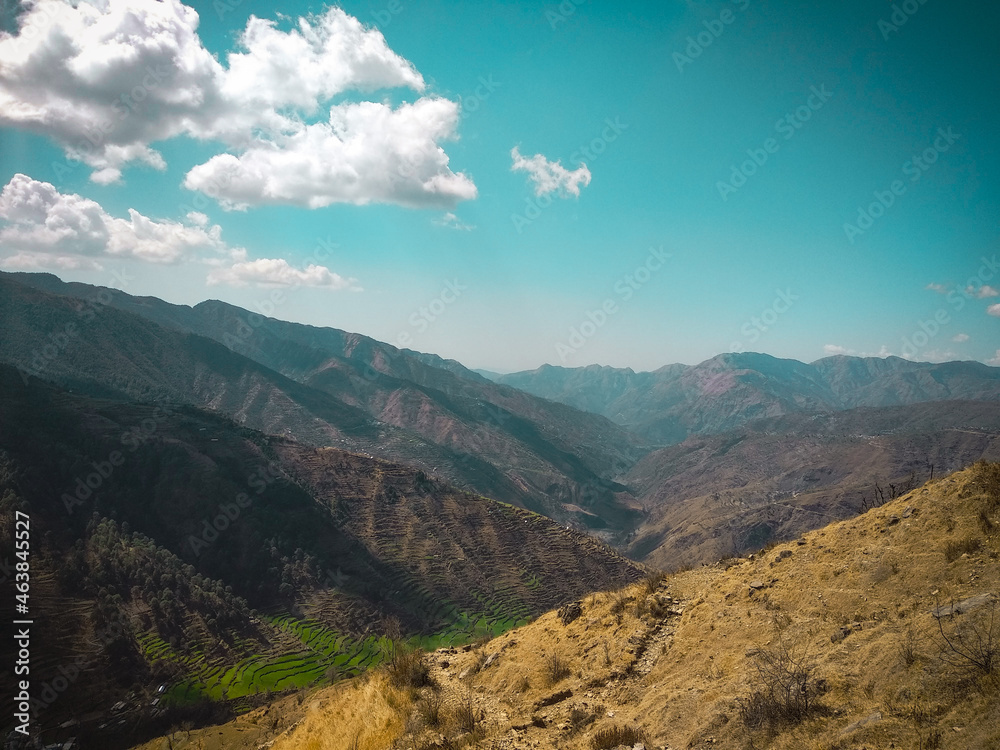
146, 593, 533, 708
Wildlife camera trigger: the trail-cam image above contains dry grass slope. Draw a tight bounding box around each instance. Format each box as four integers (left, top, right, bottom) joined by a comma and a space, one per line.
134, 461, 1000, 750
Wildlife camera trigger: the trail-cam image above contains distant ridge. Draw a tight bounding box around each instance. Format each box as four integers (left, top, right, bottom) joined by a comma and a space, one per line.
496, 353, 1000, 443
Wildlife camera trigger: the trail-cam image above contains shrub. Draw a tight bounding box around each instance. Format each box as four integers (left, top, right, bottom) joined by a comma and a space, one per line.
417, 691, 443, 727
454, 690, 478, 733
944, 536, 982, 563
935, 600, 999, 677
544, 653, 571, 684
737, 642, 824, 730
610, 591, 630, 623
591, 725, 648, 749
900, 626, 920, 667
641, 570, 667, 596
972, 460, 1000, 509
388, 646, 432, 689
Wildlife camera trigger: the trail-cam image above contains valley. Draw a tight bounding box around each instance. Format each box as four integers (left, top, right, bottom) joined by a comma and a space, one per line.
1, 273, 998, 749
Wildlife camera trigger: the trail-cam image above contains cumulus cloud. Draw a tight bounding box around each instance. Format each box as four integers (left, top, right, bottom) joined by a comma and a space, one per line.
822, 344, 894, 358
925, 283, 949, 293
0, 174, 354, 289
989, 351, 1000, 367
434, 212, 475, 231
0, 1, 474, 208
184, 98, 476, 210
989, 304, 1000, 317
966, 284, 1000, 298
207, 250, 360, 289
952, 333, 970, 343
510, 146, 591, 198
0, 173, 226, 269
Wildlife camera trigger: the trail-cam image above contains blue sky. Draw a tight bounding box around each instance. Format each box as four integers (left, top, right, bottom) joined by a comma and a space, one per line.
0, 0, 997, 371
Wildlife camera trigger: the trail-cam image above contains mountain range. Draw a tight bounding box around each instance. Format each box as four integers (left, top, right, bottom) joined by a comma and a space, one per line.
2, 270, 1000, 747
492, 355, 1000, 443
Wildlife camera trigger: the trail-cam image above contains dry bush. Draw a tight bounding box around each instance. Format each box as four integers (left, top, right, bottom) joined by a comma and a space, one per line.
387, 646, 432, 689
634, 595, 650, 618
544, 653, 571, 684
737, 641, 825, 730
416, 691, 443, 727
610, 591, 630, 623
944, 536, 982, 563
935, 600, 999, 678
591, 725, 648, 749
900, 625, 920, 667
972, 460, 1000, 509
453, 690, 479, 733
641, 570, 667, 596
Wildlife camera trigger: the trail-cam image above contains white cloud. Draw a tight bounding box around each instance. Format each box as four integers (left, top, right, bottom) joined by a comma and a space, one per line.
434, 212, 475, 231
0, 173, 226, 268
952, 333, 970, 343
207, 250, 360, 289
510, 146, 591, 198
925, 282, 949, 293
0, 2, 474, 208
823, 344, 853, 355
989, 351, 1000, 367
822, 344, 894, 358
0, 174, 354, 290
966, 284, 1000, 298
183, 98, 476, 210
989, 304, 1000, 317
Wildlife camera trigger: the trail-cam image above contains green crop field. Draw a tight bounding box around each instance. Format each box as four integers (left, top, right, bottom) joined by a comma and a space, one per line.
150, 587, 533, 707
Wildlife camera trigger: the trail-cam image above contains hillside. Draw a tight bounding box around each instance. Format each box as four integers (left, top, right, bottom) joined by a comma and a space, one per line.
497, 354, 1000, 444
0, 368, 642, 748
134, 462, 1000, 749
0, 272, 646, 534
625, 400, 1000, 568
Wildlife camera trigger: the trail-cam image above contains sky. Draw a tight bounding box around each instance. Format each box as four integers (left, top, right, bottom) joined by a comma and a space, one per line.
0, 0, 997, 373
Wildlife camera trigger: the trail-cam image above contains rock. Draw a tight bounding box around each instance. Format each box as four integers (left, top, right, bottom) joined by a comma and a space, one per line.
533, 689, 573, 709
902, 506, 915, 518
559, 600, 583, 625
776, 549, 793, 561
931, 593, 995, 619
886, 514, 900, 526
440, 660, 449, 669
483, 653, 499, 668
458, 668, 472, 680
840, 711, 882, 737
748, 580, 767, 591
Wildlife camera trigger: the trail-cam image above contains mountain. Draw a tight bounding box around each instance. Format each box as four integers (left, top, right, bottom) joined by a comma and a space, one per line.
0, 366, 643, 748
624, 400, 1000, 568
496, 353, 1000, 443
0, 272, 646, 535
134, 463, 1000, 750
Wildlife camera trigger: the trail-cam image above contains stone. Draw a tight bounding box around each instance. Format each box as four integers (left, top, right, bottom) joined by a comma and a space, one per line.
931, 593, 995, 619
559, 600, 583, 625
840, 711, 883, 737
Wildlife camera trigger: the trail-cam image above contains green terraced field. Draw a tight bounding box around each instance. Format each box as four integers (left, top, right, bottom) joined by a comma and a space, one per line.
148, 588, 534, 706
